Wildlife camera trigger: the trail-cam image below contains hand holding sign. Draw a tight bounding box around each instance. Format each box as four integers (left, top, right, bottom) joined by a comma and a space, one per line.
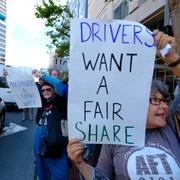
67, 19, 180, 180
68, 19, 156, 147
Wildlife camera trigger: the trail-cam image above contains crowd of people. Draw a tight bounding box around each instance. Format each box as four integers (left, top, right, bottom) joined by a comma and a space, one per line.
32, 30, 180, 180
3, 29, 180, 179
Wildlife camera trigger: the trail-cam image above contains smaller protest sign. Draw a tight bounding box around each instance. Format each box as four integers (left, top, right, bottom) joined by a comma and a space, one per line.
6, 66, 42, 108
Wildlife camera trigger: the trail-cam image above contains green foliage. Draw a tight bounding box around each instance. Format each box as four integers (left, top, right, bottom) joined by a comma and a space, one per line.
35, 0, 73, 57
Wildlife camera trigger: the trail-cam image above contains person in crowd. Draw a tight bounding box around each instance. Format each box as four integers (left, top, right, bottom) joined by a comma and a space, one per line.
62, 78, 68, 86
32, 69, 70, 179
168, 103, 180, 143
49, 68, 60, 79
32, 68, 68, 98
34, 82, 68, 180
169, 78, 180, 112
168, 78, 180, 142
173, 78, 180, 98
22, 108, 34, 121
67, 80, 180, 179
67, 31, 180, 179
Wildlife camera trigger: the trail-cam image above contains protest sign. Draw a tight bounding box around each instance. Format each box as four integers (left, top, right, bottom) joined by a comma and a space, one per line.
68, 19, 156, 146
6, 66, 42, 108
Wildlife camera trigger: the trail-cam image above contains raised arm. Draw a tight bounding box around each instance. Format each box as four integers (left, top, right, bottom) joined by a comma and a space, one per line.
154, 30, 180, 77
41, 74, 66, 96
32, 68, 67, 98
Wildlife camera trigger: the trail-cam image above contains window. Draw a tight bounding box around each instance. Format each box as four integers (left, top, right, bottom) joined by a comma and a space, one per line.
0, 33, 5, 38
0, 28, 5, 34
0, 23, 6, 29
113, 0, 129, 19
0, 43, 5, 48
0, 53, 5, 57
0, 77, 8, 88
0, 48, 5, 53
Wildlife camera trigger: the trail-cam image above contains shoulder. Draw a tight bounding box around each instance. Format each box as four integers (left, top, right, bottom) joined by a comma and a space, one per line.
53, 95, 67, 113
55, 94, 67, 104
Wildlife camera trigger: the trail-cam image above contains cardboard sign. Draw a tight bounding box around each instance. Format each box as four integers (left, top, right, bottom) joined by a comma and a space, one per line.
68, 19, 156, 147
6, 67, 42, 108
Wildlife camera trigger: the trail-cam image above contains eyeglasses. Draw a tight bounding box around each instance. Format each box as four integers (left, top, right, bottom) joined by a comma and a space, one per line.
41, 88, 52, 93
149, 97, 170, 105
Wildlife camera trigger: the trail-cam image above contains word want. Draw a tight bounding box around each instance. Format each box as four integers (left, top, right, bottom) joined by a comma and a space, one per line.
82, 52, 137, 73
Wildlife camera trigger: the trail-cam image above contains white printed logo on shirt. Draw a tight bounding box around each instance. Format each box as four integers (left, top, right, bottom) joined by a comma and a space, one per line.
127, 147, 180, 179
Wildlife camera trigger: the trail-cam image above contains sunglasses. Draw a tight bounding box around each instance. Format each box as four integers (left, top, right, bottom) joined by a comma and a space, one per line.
41, 88, 53, 93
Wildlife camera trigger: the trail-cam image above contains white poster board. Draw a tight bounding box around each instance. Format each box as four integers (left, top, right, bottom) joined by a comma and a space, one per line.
6, 66, 42, 108
68, 19, 156, 147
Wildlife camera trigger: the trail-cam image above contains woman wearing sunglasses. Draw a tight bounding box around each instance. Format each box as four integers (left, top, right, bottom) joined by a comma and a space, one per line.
34, 82, 68, 180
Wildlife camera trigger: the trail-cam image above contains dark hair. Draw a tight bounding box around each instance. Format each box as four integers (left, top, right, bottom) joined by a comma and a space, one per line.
151, 80, 169, 99
49, 68, 59, 75
41, 82, 54, 89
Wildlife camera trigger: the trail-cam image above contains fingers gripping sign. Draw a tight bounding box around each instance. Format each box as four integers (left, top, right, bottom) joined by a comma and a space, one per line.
67, 138, 84, 165
153, 29, 178, 62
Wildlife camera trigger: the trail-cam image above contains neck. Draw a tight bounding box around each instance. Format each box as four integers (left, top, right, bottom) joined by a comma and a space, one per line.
47, 94, 56, 102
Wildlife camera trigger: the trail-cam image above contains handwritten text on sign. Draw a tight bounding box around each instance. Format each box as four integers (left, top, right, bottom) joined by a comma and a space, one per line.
68, 19, 156, 146
6, 67, 42, 109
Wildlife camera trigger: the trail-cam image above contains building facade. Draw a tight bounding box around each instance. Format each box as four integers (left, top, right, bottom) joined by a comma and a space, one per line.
88, 0, 166, 21
49, 54, 68, 72
0, 0, 6, 64
68, 0, 88, 18
87, 0, 176, 93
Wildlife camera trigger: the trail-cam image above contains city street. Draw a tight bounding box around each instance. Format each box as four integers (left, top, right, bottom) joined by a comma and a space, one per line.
0, 109, 36, 180
0, 0, 179, 179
